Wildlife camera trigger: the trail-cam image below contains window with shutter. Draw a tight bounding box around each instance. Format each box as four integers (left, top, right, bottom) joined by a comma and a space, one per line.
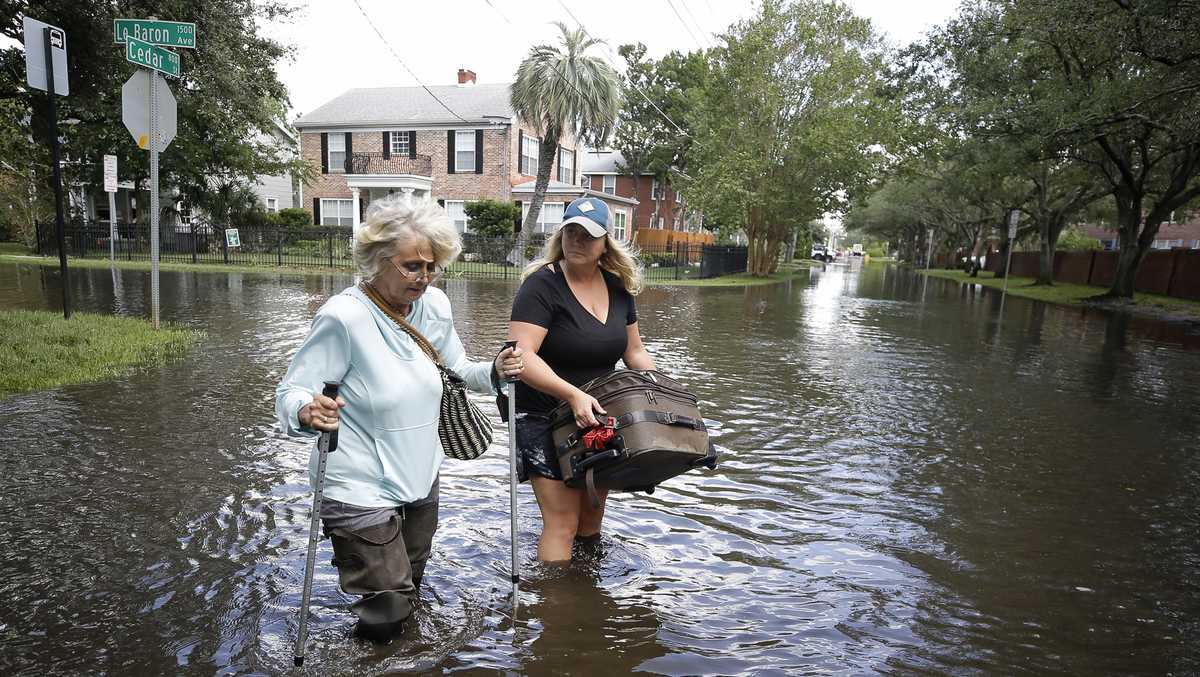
520, 135, 539, 176
390, 132, 409, 157
455, 130, 475, 173
327, 134, 345, 174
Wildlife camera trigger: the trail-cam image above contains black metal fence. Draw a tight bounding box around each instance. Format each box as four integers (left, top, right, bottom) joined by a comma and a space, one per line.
35, 221, 747, 281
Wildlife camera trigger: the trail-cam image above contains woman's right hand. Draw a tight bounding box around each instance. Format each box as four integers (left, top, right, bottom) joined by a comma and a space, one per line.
299, 393, 346, 432
568, 389, 606, 429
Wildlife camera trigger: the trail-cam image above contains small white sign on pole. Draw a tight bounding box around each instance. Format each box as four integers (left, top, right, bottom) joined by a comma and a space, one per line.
103, 155, 118, 193
1007, 210, 1019, 240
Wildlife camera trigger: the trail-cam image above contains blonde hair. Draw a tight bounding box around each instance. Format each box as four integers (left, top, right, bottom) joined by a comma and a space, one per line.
522, 228, 644, 295
353, 195, 462, 280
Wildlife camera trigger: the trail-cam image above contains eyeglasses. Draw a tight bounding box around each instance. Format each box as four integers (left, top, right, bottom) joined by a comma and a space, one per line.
389, 257, 443, 283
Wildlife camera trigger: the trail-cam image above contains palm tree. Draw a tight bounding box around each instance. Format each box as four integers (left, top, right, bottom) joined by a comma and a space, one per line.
511, 23, 621, 237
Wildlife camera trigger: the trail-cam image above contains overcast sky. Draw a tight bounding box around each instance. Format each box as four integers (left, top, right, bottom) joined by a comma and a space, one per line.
266, 0, 962, 119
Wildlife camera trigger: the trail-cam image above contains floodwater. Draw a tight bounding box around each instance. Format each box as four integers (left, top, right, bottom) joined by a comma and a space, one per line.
0, 260, 1196, 676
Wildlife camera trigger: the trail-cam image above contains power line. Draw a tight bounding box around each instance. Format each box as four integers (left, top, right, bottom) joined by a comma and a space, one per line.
665, 0, 707, 51
350, 0, 470, 124
677, 0, 716, 48
554, 0, 691, 139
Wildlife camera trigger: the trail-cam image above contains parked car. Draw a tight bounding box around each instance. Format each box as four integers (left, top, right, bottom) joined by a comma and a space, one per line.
811, 244, 834, 262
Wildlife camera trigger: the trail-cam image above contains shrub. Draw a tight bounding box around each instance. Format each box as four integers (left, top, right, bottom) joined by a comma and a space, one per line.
464, 199, 521, 238
277, 207, 312, 229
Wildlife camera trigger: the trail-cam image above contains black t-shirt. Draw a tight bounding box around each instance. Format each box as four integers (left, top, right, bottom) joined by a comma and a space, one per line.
510, 264, 638, 415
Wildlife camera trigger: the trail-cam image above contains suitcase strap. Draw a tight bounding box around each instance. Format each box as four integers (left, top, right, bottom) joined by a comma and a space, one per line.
559, 409, 706, 453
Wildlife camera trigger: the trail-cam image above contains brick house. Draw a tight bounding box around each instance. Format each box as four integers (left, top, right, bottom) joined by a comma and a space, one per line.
293, 69, 632, 236
1078, 220, 1200, 251
579, 149, 706, 244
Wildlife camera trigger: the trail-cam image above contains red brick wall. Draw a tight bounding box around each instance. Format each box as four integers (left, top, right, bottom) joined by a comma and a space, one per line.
300, 125, 570, 221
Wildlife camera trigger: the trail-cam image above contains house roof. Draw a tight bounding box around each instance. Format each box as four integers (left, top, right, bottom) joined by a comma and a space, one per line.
511, 179, 639, 206
294, 83, 514, 129
580, 149, 625, 175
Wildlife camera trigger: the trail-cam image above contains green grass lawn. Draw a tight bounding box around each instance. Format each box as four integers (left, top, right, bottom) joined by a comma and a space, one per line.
920, 268, 1200, 321
0, 309, 200, 399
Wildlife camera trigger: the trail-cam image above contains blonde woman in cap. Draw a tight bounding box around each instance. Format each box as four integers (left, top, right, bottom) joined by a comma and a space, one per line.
276, 195, 524, 638
508, 196, 655, 562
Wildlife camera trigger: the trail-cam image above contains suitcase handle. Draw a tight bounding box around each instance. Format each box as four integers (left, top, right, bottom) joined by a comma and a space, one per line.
573, 446, 625, 474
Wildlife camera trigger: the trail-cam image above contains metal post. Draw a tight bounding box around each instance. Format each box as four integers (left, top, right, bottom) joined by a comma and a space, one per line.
44, 28, 70, 319
190, 218, 197, 264
504, 340, 520, 612
149, 69, 161, 329
925, 228, 934, 271
108, 191, 117, 264
295, 381, 341, 667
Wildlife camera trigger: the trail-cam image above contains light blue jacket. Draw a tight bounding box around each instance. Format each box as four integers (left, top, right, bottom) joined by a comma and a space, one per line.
275, 284, 496, 506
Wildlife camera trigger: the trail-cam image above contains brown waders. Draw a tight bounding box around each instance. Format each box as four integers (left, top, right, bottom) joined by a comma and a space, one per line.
325, 484, 439, 640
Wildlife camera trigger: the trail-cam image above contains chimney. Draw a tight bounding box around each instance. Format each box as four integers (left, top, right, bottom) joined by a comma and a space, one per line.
457, 68, 476, 86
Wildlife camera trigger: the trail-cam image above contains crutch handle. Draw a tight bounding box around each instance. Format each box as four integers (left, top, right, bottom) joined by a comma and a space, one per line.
502, 340, 519, 384
321, 381, 340, 453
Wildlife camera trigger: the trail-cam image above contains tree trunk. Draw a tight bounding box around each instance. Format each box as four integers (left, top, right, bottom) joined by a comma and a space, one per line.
1035, 237, 1055, 286
520, 134, 560, 238
994, 236, 1010, 279
1105, 219, 1149, 299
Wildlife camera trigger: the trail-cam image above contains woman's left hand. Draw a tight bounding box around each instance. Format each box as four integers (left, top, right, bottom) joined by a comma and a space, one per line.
494, 345, 525, 380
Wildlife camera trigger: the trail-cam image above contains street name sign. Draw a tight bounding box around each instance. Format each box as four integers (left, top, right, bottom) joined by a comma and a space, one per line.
113, 19, 196, 49
103, 155, 118, 192
121, 70, 177, 151
23, 16, 68, 96
126, 37, 180, 77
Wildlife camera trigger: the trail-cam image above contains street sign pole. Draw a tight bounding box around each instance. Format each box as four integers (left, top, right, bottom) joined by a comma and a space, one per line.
925, 228, 934, 271
104, 155, 118, 263
109, 191, 118, 262
149, 69, 160, 329
1002, 209, 1018, 299
44, 27, 70, 319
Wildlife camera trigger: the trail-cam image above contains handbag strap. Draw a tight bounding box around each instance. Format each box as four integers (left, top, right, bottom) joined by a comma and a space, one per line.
359, 281, 444, 367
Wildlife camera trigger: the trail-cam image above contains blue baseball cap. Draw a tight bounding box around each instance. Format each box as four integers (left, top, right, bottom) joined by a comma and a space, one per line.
560, 197, 610, 238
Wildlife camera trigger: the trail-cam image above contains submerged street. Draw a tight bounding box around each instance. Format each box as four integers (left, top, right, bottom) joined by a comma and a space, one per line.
0, 260, 1196, 675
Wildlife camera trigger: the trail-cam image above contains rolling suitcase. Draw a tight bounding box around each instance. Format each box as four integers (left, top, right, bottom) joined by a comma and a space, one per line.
549, 369, 718, 504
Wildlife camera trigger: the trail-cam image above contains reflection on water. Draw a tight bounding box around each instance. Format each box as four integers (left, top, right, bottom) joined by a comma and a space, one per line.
0, 261, 1197, 675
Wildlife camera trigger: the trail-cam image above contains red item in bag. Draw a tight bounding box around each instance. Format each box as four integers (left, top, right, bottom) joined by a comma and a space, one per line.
582, 417, 617, 450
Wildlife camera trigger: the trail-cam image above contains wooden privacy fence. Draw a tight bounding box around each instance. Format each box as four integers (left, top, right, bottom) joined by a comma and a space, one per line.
959, 249, 1200, 300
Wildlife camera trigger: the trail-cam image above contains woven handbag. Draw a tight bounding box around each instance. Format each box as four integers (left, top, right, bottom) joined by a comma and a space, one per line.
360, 282, 493, 460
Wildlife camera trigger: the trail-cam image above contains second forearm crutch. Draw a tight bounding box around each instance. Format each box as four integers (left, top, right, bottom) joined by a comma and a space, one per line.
294, 380, 340, 667
504, 340, 520, 612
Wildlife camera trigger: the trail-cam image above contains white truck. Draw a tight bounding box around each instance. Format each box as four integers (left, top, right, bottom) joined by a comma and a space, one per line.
811, 243, 834, 262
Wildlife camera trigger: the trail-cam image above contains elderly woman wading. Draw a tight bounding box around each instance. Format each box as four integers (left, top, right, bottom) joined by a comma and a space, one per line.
276, 196, 523, 638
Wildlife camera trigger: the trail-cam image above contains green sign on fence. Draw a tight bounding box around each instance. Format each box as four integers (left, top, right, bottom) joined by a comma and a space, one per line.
114, 19, 197, 49
125, 37, 180, 77
225, 229, 241, 248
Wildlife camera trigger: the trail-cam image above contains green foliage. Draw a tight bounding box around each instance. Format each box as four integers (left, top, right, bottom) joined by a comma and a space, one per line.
0, 309, 198, 398
613, 43, 707, 201
638, 251, 676, 267
511, 23, 621, 236
0, 0, 307, 227
1057, 226, 1102, 252
464, 199, 520, 237
277, 207, 312, 230
683, 0, 895, 274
